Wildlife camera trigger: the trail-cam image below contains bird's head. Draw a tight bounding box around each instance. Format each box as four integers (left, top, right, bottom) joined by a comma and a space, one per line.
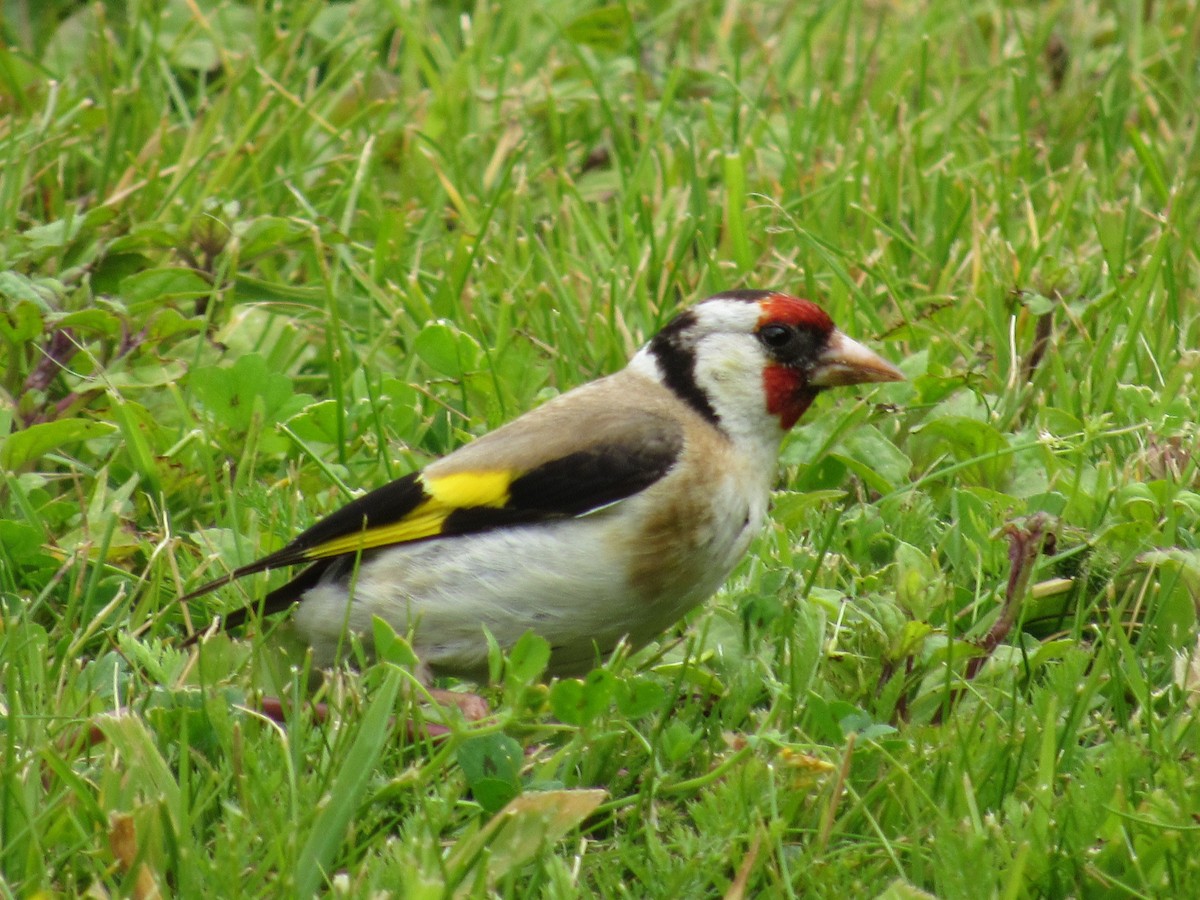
637, 289, 904, 441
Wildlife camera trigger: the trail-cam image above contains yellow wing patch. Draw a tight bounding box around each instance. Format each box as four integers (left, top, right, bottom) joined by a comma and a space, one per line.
423, 470, 513, 508
300, 470, 514, 560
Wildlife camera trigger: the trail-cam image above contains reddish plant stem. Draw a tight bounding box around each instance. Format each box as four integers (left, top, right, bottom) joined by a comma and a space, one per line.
934, 514, 1053, 723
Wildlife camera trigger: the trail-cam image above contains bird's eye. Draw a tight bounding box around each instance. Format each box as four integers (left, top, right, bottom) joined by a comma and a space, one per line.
759, 324, 794, 348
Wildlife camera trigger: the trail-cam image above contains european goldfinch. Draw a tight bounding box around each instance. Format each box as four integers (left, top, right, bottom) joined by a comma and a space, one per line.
182, 290, 903, 680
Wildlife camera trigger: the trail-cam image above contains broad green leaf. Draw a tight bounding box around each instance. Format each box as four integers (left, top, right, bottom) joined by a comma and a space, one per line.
549, 669, 615, 726
91, 253, 155, 295
235, 215, 312, 259
839, 425, 912, 491
286, 399, 343, 444
119, 267, 212, 306
0, 299, 45, 343
414, 321, 482, 378
0, 520, 57, 570
50, 307, 124, 337
0, 272, 57, 310
506, 631, 551, 684
615, 676, 666, 718
382, 378, 423, 437
457, 733, 524, 814
103, 360, 189, 390
146, 307, 203, 341
371, 616, 419, 668
19, 215, 84, 253
189, 354, 301, 432
917, 416, 1012, 489
1, 419, 117, 469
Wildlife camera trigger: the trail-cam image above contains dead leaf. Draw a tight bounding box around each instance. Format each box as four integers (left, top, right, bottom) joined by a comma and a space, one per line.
446, 789, 606, 894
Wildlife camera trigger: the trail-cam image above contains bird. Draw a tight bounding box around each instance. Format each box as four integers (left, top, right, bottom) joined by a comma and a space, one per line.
181, 289, 904, 681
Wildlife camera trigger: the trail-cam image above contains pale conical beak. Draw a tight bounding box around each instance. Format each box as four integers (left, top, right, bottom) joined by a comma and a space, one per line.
809, 330, 905, 387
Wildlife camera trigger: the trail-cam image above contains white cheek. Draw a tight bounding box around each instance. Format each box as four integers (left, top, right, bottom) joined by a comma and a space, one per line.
691, 336, 776, 436
693, 336, 759, 386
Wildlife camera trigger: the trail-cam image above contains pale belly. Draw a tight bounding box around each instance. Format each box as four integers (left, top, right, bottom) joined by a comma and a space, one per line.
292, 483, 767, 679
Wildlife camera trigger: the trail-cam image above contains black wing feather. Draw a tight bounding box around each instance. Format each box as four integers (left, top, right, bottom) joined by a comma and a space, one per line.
440, 439, 681, 535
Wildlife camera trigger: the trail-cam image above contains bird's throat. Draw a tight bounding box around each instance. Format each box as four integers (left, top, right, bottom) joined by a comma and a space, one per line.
763, 364, 815, 430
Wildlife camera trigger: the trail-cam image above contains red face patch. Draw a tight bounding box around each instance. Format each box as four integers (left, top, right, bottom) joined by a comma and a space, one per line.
758, 294, 833, 430
763, 364, 814, 430
756, 293, 835, 333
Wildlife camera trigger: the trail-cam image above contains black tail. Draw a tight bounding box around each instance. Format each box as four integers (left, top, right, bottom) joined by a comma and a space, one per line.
177, 540, 322, 604
180, 558, 337, 646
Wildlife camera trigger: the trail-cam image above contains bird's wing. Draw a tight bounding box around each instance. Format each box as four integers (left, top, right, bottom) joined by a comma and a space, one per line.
179, 395, 684, 602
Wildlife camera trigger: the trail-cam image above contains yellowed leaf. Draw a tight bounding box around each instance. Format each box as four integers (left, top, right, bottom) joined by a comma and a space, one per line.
447, 789, 606, 893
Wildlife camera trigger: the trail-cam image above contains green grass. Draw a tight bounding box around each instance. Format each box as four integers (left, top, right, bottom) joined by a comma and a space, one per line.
3, 0, 1200, 895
